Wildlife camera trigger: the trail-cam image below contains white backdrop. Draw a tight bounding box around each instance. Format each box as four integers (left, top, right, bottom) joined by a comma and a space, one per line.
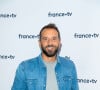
0, 0, 100, 90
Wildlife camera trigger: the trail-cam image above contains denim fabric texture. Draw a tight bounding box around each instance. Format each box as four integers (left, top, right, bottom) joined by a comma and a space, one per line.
11, 54, 79, 90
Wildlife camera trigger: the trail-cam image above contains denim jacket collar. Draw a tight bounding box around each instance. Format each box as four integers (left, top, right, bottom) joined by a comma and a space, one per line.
38, 54, 61, 68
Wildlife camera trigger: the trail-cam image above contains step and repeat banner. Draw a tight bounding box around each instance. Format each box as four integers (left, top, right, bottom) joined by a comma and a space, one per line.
0, 0, 100, 90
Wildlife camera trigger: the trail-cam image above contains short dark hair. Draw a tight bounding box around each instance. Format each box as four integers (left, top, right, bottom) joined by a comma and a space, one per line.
39, 23, 61, 40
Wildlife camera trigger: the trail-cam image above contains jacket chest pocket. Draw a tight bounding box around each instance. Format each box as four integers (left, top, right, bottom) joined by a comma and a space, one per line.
58, 76, 72, 90
26, 79, 38, 90
26, 79, 45, 90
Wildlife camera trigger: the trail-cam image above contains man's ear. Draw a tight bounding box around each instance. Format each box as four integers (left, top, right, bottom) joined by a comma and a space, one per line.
58, 42, 62, 55
59, 40, 62, 47
60, 43, 62, 49
38, 40, 41, 48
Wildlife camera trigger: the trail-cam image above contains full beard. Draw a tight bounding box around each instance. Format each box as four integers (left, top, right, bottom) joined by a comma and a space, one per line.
41, 45, 59, 57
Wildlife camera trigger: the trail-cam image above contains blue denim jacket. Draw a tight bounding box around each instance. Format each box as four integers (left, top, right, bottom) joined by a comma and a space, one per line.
11, 54, 79, 90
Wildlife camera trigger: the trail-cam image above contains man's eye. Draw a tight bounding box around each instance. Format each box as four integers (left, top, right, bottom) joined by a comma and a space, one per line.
42, 37, 48, 40
52, 37, 57, 40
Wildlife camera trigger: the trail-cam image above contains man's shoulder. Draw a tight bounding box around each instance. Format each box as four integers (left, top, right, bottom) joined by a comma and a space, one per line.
19, 56, 39, 67
59, 56, 75, 66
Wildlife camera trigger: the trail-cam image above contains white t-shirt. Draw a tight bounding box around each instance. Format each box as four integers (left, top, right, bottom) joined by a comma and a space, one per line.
44, 60, 58, 90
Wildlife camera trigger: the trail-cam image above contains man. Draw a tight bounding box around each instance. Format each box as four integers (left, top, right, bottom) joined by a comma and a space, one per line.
11, 23, 79, 90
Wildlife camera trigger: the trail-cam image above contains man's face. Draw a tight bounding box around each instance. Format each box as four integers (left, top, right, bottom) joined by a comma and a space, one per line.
39, 28, 61, 57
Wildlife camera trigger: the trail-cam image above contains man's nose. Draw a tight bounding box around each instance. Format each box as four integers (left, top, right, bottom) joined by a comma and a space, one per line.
47, 38, 53, 45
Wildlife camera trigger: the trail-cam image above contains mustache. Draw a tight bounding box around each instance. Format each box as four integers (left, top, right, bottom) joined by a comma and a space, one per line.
46, 45, 55, 48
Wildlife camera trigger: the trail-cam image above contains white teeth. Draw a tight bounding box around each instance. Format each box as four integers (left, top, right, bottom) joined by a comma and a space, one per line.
47, 47, 53, 49
48, 47, 52, 49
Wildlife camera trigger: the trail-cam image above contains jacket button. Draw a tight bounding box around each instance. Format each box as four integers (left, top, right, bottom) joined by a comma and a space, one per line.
43, 84, 46, 88
56, 72, 58, 75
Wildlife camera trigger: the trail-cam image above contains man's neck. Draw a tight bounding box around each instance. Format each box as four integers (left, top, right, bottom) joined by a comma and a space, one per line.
42, 53, 57, 62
